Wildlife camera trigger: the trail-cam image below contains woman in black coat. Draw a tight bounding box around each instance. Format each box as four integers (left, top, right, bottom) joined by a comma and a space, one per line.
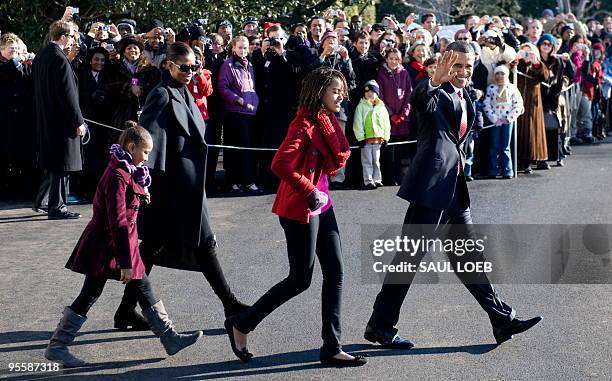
113, 42, 248, 330
105, 34, 161, 128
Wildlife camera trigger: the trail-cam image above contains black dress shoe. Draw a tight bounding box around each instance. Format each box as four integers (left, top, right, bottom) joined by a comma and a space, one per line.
114, 307, 150, 331
535, 161, 550, 170
493, 316, 543, 344
48, 210, 81, 220
364, 325, 415, 349
224, 318, 253, 362
320, 353, 367, 367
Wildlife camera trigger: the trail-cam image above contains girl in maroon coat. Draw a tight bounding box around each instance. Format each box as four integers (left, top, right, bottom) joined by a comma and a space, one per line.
223, 67, 367, 367
44, 125, 202, 367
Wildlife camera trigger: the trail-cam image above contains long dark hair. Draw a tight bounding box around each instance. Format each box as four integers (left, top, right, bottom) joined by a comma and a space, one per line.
299, 67, 348, 114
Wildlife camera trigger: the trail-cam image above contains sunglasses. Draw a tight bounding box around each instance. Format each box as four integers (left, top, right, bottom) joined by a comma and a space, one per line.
384, 39, 396, 44
456, 37, 470, 41
170, 61, 201, 73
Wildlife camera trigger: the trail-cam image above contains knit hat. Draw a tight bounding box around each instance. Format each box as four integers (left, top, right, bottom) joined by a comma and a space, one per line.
364, 80, 380, 96
116, 18, 137, 34
144, 19, 164, 33
86, 46, 109, 63
242, 16, 258, 28
494, 65, 509, 76
592, 43, 605, 53
320, 30, 338, 45
537, 33, 557, 47
118, 34, 145, 55
217, 19, 233, 30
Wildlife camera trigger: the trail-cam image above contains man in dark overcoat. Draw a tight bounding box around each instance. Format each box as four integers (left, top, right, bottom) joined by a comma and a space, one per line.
33, 20, 87, 219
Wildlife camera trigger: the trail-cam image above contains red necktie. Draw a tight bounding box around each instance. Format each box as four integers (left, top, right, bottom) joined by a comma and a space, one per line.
457, 90, 468, 175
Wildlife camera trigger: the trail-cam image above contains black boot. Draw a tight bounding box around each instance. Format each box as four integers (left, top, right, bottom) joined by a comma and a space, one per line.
198, 248, 250, 317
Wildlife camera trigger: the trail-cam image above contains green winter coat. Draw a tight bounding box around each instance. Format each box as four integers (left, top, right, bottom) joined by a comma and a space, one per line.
352, 97, 391, 142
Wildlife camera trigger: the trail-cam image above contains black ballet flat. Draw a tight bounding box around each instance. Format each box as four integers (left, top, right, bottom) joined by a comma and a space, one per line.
320, 353, 367, 367
224, 318, 253, 362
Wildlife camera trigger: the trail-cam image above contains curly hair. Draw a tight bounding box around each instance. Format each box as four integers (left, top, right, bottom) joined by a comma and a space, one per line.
298, 67, 348, 114
118, 121, 152, 149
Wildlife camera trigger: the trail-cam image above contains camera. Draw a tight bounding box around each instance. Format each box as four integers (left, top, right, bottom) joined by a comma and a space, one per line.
71, 6, 79, 14
520, 50, 530, 59
131, 78, 139, 86
268, 37, 281, 48
98, 25, 110, 32
330, 10, 339, 17
105, 44, 114, 51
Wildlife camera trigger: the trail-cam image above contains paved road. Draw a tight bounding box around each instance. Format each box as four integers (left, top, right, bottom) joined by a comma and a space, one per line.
1, 140, 611, 380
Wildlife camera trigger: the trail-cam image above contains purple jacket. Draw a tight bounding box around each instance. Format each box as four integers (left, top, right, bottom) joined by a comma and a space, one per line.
376, 63, 412, 136
217, 56, 259, 115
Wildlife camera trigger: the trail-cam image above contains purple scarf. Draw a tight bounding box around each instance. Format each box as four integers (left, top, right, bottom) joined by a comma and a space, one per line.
110, 144, 152, 188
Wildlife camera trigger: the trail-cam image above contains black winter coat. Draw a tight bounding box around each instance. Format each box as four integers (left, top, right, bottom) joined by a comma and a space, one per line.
0, 58, 36, 164
137, 72, 214, 271
106, 59, 161, 127
33, 43, 84, 172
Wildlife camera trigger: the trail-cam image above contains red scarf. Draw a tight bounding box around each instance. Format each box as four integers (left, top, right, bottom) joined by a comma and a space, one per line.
410, 60, 427, 81
297, 108, 351, 175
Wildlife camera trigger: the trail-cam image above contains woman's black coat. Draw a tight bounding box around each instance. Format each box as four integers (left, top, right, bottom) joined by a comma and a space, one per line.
138, 72, 214, 271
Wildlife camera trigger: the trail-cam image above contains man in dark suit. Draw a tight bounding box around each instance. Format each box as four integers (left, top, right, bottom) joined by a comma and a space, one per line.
363, 42, 542, 348
33, 20, 86, 219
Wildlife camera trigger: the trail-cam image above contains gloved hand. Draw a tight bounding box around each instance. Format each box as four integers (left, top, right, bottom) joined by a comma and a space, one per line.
307, 187, 329, 212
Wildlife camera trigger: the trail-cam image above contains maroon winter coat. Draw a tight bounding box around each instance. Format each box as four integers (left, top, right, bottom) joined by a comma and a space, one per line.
66, 155, 147, 280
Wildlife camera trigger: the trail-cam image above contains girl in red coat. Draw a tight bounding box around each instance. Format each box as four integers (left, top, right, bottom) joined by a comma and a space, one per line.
44, 125, 202, 367
224, 67, 367, 367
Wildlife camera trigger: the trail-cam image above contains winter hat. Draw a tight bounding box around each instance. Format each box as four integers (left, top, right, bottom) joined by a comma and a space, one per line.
494, 65, 509, 76
560, 25, 574, 36
217, 19, 233, 31
145, 19, 164, 33
119, 34, 145, 55
116, 18, 137, 34
592, 42, 605, 53
537, 33, 557, 47
320, 30, 338, 45
364, 80, 380, 96
242, 16, 258, 28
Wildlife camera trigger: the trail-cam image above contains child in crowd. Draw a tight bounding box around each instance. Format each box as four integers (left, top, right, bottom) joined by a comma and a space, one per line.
484, 65, 525, 178
353, 80, 391, 189
45, 124, 202, 367
424, 57, 437, 78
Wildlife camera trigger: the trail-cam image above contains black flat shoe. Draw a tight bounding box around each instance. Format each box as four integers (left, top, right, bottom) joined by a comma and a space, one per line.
224, 318, 252, 362
114, 307, 150, 331
493, 316, 543, 345
320, 354, 367, 367
364, 325, 415, 349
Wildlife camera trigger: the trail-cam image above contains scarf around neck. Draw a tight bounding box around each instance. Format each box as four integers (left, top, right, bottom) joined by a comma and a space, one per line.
297, 108, 351, 175
110, 144, 152, 188
232, 54, 249, 68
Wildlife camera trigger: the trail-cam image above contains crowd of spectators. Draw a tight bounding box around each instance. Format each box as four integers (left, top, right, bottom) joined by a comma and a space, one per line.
1, 7, 611, 199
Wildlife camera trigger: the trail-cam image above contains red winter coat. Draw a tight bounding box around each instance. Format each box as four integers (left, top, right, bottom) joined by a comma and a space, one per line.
66, 156, 147, 280
271, 109, 350, 224
187, 69, 214, 120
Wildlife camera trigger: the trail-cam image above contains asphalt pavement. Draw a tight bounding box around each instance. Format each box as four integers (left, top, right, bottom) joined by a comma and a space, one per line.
0, 139, 611, 380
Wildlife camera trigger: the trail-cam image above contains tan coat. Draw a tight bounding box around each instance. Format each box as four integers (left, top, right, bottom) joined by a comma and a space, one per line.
517, 61, 550, 161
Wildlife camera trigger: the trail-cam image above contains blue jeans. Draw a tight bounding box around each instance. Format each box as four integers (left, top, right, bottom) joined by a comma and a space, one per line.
488, 123, 513, 177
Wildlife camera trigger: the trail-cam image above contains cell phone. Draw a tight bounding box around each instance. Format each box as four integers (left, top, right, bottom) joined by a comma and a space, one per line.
71, 6, 79, 14
131, 78, 139, 86
330, 10, 338, 17
105, 44, 114, 51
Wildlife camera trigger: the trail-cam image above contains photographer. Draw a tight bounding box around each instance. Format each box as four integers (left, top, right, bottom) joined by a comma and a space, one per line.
83, 21, 121, 50
106, 34, 161, 128
142, 19, 174, 68
252, 25, 299, 191
479, 29, 517, 85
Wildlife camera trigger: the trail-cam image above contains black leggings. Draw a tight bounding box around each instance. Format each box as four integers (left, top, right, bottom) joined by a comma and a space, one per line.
71, 274, 158, 317
234, 207, 344, 358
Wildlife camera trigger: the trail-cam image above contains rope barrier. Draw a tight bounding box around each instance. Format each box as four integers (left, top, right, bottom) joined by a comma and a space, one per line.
516, 71, 576, 93
83, 117, 499, 151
